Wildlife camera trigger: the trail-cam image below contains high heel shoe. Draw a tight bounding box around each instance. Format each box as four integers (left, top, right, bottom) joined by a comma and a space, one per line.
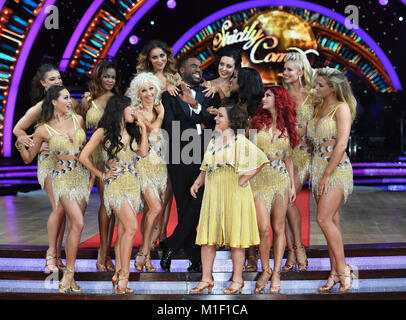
56, 256, 65, 271
59, 267, 82, 294
145, 254, 157, 272
338, 265, 356, 293
254, 268, 272, 294
105, 256, 115, 272
96, 249, 107, 272
224, 281, 244, 294
244, 254, 258, 272
134, 251, 146, 272
282, 247, 296, 272
45, 250, 58, 273
294, 244, 308, 271
318, 272, 339, 293
112, 271, 119, 293
190, 279, 214, 294
270, 271, 281, 294
117, 271, 133, 294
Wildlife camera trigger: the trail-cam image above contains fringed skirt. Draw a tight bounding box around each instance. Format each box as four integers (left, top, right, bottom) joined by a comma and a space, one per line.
136, 153, 167, 202
292, 146, 312, 185
37, 153, 56, 190
196, 165, 260, 248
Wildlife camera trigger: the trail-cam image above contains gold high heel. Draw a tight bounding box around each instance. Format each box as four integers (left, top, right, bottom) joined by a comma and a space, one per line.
117, 271, 133, 294
134, 251, 146, 272
105, 256, 116, 272
45, 250, 59, 273
224, 281, 244, 294
270, 271, 281, 294
244, 255, 258, 272
282, 247, 296, 272
96, 249, 107, 272
294, 244, 308, 271
338, 265, 356, 293
56, 256, 65, 271
190, 279, 214, 294
318, 272, 339, 293
254, 268, 272, 294
59, 267, 82, 294
145, 254, 157, 272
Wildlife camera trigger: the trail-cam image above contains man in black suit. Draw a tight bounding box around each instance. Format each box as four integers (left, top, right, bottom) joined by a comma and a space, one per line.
160, 56, 220, 272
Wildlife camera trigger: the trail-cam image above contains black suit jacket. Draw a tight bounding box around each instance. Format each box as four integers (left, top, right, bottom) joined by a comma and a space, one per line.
162, 85, 220, 165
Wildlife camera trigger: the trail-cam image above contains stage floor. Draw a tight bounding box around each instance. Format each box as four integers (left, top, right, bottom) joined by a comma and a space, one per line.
1, 186, 406, 247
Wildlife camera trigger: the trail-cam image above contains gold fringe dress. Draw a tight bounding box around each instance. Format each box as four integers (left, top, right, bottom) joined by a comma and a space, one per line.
101, 140, 143, 217
292, 95, 314, 184
250, 129, 292, 212
85, 100, 104, 168
44, 114, 90, 209
37, 152, 56, 189
307, 104, 353, 202
195, 135, 269, 248
135, 130, 167, 201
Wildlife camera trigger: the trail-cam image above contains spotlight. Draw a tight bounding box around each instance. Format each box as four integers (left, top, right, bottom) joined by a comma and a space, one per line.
399, 16, 404, 22
167, 0, 176, 9
129, 35, 139, 45
378, 0, 388, 5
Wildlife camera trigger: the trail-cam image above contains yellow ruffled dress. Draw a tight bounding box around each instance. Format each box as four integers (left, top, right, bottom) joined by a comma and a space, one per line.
250, 129, 292, 212
37, 152, 56, 189
196, 135, 268, 248
307, 104, 353, 202
101, 140, 143, 217
292, 94, 314, 184
44, 114, 90, 209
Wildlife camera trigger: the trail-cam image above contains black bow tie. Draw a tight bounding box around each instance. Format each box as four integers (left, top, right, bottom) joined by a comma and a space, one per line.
186, 84, 201, 91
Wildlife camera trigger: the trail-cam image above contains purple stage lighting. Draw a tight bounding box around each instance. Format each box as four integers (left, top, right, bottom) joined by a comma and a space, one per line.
167, 0, 176, 9
379, 0, 389, 5
129, 35, 139, 45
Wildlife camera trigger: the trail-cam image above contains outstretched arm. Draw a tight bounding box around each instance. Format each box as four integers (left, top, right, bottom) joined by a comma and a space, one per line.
13, 102, 42, 147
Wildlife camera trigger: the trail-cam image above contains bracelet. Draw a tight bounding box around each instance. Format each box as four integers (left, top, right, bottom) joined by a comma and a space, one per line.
102, 172, 106, 182
15, 141, 25, 152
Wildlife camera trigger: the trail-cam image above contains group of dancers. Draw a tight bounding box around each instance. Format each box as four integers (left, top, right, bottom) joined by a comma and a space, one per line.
13, 39, 356, 295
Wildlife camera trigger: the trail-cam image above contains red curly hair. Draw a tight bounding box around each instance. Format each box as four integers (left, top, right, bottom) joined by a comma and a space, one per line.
250, 86, 299, 149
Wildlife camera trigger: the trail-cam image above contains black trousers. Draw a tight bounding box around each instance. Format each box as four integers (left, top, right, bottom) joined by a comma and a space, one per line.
165, 162, 203, 264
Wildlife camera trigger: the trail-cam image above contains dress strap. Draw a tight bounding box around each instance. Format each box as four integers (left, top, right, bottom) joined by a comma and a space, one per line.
327, 103, 341, 118
71, 113, 79, 130
91, 100, 103, 112
43, 123, 58, 136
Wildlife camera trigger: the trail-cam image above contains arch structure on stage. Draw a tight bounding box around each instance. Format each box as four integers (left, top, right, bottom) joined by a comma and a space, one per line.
0, 0, 401, 157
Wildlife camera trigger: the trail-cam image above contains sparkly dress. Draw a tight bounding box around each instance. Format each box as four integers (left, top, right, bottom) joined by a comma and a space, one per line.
101, 140, 143, 217
135, 130, 167, 201
37, 152, 56, 189
44, 114, 90, 209
292, 94, 314, 184
85, 100, 104, 168
307, 104, 353, 202
196, 135, 268, 248
250, 129, 292, 212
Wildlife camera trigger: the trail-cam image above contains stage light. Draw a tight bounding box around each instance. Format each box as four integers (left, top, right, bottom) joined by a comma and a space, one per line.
150, 20, 155, 25
378, 0, 388, 5
129, 35, 139, 45
167, 0, 176, 9
399, 16, 404, 21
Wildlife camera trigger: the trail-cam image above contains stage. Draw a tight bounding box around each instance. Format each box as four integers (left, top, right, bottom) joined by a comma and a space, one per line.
0, 186, 405, 300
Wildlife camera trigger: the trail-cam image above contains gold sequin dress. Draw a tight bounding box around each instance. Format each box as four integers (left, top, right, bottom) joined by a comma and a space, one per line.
85, 100, 103, 168
135, 130, 167, 201
44, 114, 90, 209
196, 135, 268, 248
250, 129, 292, 212
293, 95, 314, 184
307, 104, 353, 202
37, 152, 56, 189
101, 140, 142, 217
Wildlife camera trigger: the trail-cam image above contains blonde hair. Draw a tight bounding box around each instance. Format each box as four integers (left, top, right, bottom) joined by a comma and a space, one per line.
127, 72, 164, 108
316, 67, 357, 122
283, 52, 314, 95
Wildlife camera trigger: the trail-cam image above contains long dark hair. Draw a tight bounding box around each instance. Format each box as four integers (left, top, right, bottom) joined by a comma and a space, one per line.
233, 67, 264, 117
31, 64, 59, 104
216, 48, 242, 76
98, 95, 141, 159
38, 85, 67, 124
136, 39, 177, 74
89, 61, 120, 99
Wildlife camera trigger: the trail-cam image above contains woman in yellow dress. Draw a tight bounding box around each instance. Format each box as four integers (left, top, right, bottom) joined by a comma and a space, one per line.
136, 39, 180, 247
189, 103, 268, 294
127, 72, 167, 272
308, 67, 356, 293
79, 95, 148, 294
16, 85, 91, 293
250, 86, 299, 294
77, 61, 120, 272
13, 64, 82, 272
282, 52, 314, 271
